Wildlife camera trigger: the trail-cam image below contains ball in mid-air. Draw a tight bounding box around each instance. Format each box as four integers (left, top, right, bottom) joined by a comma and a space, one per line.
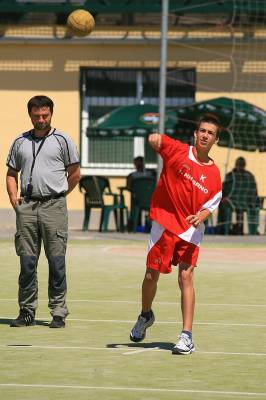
67, 9, 95, 37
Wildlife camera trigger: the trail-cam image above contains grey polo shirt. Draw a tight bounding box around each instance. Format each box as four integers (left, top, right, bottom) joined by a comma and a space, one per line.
6, 128, 80, 197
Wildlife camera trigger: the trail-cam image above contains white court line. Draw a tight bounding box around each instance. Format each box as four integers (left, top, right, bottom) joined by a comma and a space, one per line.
0, 383, 265, 397
198, 351, 266, 357
3, 345, 118, 351
123, 346, 160, 355
101, 246, 127, 253
50, 318, 266, 328
1, 298, 266, 307
1, 316, 266, 327
2, 345, 266, 357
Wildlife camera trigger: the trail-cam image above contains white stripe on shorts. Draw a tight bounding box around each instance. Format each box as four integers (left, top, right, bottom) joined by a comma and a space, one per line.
147, 221, 165, 252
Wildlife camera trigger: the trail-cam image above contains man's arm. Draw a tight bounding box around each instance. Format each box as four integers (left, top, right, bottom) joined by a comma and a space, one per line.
148, 133, 162, 152
66, 163, 81, 195
6, 167, 20, 209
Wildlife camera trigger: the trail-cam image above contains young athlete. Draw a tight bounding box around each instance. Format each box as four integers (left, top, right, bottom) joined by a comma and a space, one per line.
130, 114, 222, 355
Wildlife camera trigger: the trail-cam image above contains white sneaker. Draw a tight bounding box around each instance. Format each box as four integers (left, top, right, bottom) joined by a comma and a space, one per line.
130, 311, 155, 342
172, 333, 195, 355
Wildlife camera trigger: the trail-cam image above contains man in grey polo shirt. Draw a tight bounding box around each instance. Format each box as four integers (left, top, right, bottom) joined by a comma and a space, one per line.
6, 95, 80, 328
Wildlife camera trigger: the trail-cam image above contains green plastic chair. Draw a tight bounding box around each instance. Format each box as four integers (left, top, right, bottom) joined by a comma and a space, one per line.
217, 170, 259, 235
129, 176, 156, 233
79, 176, 128, 232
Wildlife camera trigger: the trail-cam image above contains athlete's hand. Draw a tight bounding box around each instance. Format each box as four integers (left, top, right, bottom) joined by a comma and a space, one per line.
186, 212, 202, 228
148, 133, 162, 151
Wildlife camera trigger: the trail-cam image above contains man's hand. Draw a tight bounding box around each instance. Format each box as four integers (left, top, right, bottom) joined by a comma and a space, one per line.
6, 167, 20, 210
66, 163, 81, 195
10, 196, 23, 209
186, 212, 202, 228
148, 133, 162, 151
186, 209, 211, 228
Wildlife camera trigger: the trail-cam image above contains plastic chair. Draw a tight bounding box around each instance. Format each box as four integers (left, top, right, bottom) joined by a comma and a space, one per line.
258, 196, 266, 234
129, 176, 156, 233
79, 176, 128, 232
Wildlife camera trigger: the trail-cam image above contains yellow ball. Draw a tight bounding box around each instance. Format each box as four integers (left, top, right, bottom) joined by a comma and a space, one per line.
67, 9, 95, 37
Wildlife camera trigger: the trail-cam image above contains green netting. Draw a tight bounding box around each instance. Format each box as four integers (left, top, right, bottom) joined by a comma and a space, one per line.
87, 98, 266, 152
174, 97, 266, 152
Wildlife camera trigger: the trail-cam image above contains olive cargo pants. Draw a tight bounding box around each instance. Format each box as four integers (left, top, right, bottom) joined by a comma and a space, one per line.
14, 196, 69, 318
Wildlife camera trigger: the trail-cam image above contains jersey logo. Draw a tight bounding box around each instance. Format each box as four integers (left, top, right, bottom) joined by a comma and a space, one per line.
183, 171, 209, 194
182, 163, 191, 170
200, 174, 207, 182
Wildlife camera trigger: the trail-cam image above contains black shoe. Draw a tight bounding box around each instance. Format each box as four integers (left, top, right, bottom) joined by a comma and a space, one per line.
49, 316, 65, 328
10, 309, 36, 327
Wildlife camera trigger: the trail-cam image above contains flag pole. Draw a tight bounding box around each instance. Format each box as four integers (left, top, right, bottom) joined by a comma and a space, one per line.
157, 0, 169, 177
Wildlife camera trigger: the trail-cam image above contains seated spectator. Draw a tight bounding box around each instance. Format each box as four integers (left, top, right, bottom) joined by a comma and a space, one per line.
126, 156, 156, 189
217, 157, 259, 235
125, 156, 156, 231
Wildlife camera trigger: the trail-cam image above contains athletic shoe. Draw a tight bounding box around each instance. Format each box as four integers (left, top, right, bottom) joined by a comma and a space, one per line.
49, 316, 65, 328
10, 309, 36, 327
172, 332, 195, 355
130, 310, 155, 342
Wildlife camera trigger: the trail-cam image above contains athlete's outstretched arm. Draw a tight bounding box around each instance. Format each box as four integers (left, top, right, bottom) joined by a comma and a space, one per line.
148, 133, 162, 152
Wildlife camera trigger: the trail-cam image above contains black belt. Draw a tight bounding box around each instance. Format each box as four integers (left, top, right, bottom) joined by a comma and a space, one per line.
22, 192, 65, 202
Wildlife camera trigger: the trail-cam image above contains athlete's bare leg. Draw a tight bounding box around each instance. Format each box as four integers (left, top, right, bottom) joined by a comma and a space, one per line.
178, 263, 195, 332
141, 268, 160, 312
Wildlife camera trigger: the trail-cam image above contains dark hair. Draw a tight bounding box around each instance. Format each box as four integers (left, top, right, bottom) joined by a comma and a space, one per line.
134, 156, 144, 163
235, 156, 246, 168
197, 113, 221, 138
27, 95, 54, 114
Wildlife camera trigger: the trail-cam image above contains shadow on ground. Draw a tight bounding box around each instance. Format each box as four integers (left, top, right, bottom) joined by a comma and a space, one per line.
107, 342, 175, 351
0, 318, 50, 327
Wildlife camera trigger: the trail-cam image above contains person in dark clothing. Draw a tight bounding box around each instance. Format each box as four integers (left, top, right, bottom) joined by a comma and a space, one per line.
126, 156, 156, 188
217, 157, 258, 235
126, 156, 156, 232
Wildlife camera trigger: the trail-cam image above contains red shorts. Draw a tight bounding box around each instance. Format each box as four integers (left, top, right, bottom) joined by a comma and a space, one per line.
146, 221, 199, 274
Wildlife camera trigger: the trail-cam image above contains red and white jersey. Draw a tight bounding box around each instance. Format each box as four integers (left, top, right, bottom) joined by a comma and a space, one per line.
150, 135, 222, 246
